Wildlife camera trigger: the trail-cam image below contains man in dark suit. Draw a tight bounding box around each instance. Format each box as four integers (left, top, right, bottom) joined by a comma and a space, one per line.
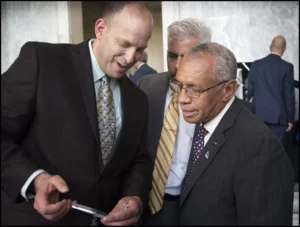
168, 42, 294, 225
1, 2, 154, 226
130, 51, 157, 85
138, 18, 212, 225
247, 35, 295, 143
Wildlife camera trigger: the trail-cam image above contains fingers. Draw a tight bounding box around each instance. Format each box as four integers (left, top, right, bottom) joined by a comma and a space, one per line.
102, 216, 138, 226
101, 197, 141, 226
37, 199, 73, 221
49, 175, 69, 193
33, 174, 72, 221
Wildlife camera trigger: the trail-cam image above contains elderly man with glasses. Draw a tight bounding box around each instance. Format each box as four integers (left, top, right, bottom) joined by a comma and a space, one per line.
167, 42, 294, 226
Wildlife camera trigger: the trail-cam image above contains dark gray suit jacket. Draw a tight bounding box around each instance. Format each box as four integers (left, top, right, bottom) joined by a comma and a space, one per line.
139, 72, 295, 225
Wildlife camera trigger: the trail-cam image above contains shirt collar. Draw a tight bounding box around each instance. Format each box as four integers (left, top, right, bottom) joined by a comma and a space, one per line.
137, 62, 145, 70
88, 39, 117, 88
203, 96, 235, 134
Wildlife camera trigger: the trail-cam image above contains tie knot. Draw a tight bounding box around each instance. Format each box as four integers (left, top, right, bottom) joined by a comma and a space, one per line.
199, 124, 208, 136
101, 75, 110, 86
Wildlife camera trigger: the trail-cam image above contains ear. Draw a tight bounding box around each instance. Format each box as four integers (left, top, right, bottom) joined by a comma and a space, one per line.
94, 18, 107, 40
222, 80, 238, 103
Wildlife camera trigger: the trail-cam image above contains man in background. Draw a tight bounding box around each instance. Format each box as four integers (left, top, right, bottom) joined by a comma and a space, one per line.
1, 1, 153, 226
139, 18, 212, 225
172, 42, 294, 225
130, 51, 157, 85
247, 35, 295, 143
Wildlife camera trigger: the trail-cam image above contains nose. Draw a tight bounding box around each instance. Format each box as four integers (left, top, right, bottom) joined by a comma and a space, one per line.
124, 48, 136, 65
177, 87, 190, 104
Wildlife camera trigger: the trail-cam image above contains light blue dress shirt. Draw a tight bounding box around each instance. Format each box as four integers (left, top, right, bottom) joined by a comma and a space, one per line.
21, 39, 123, 200
88, 39, 122, 138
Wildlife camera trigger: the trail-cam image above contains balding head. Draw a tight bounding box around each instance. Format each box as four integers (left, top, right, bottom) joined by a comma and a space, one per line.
270, 35, 286, 56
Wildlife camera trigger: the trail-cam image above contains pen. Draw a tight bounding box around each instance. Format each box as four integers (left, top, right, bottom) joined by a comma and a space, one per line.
120, 203, 129, 211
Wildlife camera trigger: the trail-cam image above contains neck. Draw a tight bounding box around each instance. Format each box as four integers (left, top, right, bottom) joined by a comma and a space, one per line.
270, 51, 282, 57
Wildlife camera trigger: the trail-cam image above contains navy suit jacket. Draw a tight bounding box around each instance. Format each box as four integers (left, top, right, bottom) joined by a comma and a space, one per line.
130, 63, 157, 85
247, 54, 295, 126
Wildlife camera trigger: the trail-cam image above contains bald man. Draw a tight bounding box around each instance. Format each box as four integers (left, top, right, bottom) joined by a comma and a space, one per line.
247, 35, 295, 143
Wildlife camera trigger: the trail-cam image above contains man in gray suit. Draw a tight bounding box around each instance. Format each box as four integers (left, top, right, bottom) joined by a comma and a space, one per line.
171, 42, 294, 225
138, 18, 212, 225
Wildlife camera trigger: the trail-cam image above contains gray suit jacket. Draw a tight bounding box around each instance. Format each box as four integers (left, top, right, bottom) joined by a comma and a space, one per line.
139, 72, 295, 225
139, 72, 175, 162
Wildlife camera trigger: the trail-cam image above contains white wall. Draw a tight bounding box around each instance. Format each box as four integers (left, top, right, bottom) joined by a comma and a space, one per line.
1, 1, 71, 74
161, 1, 299, 120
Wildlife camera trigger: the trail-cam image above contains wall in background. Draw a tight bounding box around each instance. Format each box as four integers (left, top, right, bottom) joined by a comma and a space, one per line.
1, 1, 71, 74
161, 1, 299, 120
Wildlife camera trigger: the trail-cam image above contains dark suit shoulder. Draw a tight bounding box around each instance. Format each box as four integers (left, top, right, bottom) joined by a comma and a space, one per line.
122, 76, 148, 101
281, 59, 293, 68
140, 72, 169, 84
138, 72, 169, 91
23, 41, 74, 50
234, 105, 280, 143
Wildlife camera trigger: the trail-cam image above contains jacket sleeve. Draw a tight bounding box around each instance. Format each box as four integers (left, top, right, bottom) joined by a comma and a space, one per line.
283, 64, 295, 123
121, 94, 154, 209
1, 42, 41, 203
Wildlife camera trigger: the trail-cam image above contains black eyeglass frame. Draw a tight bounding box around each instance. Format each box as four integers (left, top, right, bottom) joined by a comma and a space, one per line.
169, 79, 229, 98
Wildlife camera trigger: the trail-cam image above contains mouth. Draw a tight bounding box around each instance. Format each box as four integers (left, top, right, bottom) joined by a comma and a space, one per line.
116, 62, 129, 71
181, 110, 195, 118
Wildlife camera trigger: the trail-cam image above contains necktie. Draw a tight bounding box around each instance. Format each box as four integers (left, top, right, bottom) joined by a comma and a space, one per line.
184, 124, 208, 184
96, 75, 116, 165
149, 92, 179, 214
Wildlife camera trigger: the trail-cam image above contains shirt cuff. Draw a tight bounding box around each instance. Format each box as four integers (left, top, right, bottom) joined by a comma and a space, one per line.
21, 169, 46, 201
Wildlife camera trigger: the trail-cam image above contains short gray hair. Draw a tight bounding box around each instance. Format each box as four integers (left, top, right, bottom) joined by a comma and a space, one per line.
167, 18, 212, 43
187, 42, 237, 82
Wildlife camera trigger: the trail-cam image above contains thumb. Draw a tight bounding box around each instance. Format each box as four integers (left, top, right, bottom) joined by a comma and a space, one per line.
50, 175, 69, 193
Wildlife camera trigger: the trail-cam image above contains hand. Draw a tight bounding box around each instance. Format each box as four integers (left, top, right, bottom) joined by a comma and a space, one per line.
286, 122, 293, 132
33, 172, 74, 221
101, 196, 142, 226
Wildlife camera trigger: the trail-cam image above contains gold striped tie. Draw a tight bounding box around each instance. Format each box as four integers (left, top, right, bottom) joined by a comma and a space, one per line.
149, 92, 179, 214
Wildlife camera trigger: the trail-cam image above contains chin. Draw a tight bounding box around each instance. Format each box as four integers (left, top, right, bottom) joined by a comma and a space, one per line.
183, 116, 197, 124
109, 72, 125, 79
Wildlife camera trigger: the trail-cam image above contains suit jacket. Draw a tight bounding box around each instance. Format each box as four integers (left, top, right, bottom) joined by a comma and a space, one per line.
1, 40, 153, 225
139, 73, 295, 225
130, 64, 157, 85
247, 54, 295, 125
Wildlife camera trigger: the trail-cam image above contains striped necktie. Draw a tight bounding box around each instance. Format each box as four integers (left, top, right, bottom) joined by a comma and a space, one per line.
149, 92, 179, 214
96, 75, 116, 165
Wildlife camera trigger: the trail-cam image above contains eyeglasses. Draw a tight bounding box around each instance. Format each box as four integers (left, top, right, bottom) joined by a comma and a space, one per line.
169, 79, 229, 98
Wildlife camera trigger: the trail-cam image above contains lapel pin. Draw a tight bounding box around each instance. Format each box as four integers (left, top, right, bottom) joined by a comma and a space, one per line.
205, 151, 210, 159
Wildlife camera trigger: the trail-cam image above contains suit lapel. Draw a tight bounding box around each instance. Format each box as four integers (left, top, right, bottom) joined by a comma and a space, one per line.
71, 40, 103, 169
180, 98, 244, 206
